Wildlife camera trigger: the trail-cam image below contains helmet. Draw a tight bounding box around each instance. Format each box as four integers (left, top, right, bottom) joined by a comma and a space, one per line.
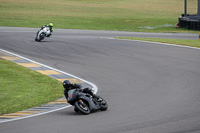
49, 23, 53, 27
63, 80, 72, 90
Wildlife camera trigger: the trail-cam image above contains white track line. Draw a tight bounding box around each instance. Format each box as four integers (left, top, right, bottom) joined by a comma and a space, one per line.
106, 37, 200, 50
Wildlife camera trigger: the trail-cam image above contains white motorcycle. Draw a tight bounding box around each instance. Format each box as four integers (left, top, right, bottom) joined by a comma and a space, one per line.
35, 27, 51, 42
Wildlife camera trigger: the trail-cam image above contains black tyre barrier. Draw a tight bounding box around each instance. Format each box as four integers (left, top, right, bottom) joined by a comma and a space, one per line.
179, 15, 200, 31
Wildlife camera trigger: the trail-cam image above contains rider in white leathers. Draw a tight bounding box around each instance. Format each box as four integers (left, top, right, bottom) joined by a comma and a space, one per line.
36, 23, 53, 37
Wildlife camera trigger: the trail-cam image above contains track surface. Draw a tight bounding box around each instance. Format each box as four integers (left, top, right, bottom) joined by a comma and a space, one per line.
0, 27, 200, 133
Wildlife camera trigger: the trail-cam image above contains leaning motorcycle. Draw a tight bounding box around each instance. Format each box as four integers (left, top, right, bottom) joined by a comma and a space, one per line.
35, 27, 50, 42
67, 88, 108, 115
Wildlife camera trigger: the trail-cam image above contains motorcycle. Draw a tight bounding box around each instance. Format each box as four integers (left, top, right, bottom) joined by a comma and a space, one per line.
35, 27, 51, 42
67, 88, 108, 115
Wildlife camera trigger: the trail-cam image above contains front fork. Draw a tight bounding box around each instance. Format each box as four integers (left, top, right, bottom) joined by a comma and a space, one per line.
36, 30, 41, 39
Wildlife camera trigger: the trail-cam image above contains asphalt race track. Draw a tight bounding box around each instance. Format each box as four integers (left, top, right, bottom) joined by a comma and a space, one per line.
0, 27, 200, 133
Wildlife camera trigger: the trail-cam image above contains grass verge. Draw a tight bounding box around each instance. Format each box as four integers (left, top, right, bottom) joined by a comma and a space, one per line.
0, 0, 198, 33
0, 59, 63, 115
116, 37, 200, 48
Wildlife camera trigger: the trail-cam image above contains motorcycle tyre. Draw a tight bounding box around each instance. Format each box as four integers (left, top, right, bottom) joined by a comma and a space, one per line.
38, 33, 45, 42
74, 107, 79, 113
35, 37, 38, 42
74, 100, 90, 115
98, 96, 108, 111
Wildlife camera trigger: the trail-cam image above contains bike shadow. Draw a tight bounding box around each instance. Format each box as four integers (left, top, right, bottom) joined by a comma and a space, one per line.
60, 108, 101, 116
33, 40, 49, 43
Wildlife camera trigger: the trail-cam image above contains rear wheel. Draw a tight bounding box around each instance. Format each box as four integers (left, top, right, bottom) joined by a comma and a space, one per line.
74, 99, 90, 115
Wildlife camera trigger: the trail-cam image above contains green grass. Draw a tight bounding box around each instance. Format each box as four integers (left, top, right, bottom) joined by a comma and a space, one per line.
0, 59, 63, 115
0, 0, 198, 33
116, 37, 200, 48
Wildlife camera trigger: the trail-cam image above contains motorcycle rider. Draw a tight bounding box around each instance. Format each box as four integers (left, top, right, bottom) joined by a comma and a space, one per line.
63, 80, 101, 101
37, 23, 53, 37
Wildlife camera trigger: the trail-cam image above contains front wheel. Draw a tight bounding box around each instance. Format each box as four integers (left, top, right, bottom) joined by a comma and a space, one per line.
74, 99, 90, 115
35, 37, 38, 41
99, 97, 108, 111
38, 33, 45, 42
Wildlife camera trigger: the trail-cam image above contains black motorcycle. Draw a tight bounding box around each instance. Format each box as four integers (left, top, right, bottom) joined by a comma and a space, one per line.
67, 88, 108, 115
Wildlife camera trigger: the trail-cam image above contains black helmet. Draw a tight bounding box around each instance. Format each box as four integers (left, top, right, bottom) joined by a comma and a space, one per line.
63, 80, 72, 90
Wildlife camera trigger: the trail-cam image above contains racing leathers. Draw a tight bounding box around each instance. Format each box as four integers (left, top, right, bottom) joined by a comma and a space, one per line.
37, 24, 53, 37
64, 84, 100, 100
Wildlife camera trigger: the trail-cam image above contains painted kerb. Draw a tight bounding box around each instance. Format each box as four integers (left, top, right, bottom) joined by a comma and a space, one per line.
0, 49, 98, 123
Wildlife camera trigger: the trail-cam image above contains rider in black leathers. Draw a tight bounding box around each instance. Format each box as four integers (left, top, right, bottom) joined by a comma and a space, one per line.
63, 80, 100, 100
